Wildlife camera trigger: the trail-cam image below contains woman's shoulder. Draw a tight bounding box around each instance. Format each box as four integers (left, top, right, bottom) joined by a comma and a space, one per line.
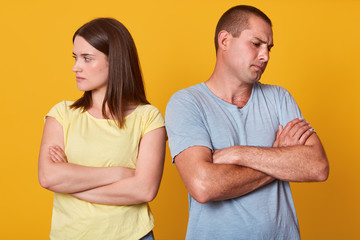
133, 104, 164, 123
46, 100, 79, 121
50, 100, 75, 111
134, 104, 162, 116
132, 104, 164, 134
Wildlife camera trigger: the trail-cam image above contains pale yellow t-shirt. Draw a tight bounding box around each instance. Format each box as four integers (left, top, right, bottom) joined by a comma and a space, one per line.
46, 101, 165, 240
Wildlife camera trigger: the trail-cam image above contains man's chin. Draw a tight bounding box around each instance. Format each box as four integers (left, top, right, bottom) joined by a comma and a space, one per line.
249, 75, 262, 84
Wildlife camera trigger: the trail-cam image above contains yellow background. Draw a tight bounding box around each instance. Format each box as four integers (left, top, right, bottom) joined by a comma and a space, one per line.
0, 0, 359, 239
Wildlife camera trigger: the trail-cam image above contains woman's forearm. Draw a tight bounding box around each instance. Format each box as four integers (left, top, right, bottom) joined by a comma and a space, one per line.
71, 174, 161, 205
38, 117, 135, 193
39, 160, 135, 193
72, 127, 166, 205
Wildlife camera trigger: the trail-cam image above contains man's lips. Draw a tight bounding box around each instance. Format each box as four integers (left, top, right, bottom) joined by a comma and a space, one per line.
251, 64, 265, 72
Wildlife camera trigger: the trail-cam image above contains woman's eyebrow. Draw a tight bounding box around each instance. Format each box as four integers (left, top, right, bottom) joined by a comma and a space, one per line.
72, 52, 95, 56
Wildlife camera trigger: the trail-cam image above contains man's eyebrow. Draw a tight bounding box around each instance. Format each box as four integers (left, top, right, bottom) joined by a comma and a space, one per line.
254, 37, 274, 48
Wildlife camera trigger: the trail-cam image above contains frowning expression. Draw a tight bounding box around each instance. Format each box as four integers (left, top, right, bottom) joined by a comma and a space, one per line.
72, 36, 109, 94
223, 15, 273, 85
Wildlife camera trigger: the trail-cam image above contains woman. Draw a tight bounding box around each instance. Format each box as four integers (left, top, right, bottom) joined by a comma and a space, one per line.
38, 18, 166, 240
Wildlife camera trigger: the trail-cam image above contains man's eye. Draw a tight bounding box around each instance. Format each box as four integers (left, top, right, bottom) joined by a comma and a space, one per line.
253, 42, 260, 47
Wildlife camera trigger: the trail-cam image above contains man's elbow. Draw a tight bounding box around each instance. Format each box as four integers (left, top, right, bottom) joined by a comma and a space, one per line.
187, 180, 214, 204
313, 156, 329, 182
191, 192, 212, 204
316, 161, 329, 182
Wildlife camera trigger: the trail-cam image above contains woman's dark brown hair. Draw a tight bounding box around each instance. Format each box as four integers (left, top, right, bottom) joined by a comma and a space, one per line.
70, 18, 149, 128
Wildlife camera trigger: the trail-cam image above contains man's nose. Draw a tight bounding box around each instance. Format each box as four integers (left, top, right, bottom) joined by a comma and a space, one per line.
259, 47, 269, 62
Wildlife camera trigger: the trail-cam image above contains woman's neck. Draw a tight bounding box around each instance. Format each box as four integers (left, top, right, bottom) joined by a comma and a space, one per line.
88, 90, 139, 119
87, 90, 107, 119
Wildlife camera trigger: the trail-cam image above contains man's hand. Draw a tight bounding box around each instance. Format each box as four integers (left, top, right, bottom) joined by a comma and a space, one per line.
213, 147, 237, 165
273, 118, 314, 148
213, 118, 314, 165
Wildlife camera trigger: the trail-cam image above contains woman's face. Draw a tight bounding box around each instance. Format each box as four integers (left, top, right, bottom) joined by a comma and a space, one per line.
72, 36, 109, 94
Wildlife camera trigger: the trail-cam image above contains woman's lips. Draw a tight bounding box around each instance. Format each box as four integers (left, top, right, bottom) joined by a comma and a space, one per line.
76, 76, 85, 82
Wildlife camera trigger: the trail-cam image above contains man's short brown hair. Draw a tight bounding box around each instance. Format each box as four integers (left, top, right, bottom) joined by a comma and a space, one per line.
215, 5, 272, 52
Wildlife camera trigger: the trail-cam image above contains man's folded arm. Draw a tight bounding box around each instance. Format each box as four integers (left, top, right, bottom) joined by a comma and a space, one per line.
213, 118, 329, 182
174, 146, 275, 203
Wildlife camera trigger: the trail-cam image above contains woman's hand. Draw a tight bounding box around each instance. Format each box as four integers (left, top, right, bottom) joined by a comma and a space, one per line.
49, 145, 68, 163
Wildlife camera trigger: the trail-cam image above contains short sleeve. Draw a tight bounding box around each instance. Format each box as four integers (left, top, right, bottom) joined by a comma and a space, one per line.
278, 88, 303, 127
165, 91, 213, 160
142, 105, 165, 135
45, 101, 68, 126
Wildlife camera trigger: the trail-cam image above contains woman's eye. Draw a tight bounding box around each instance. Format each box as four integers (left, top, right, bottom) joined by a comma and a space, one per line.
72, 55, 77, 61
84, 57, 91, 62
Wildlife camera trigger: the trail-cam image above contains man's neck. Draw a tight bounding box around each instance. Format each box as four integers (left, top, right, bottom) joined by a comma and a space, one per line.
206, 72, 253, 109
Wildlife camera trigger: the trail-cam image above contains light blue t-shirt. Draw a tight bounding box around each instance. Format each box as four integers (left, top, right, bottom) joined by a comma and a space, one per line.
165, 82, 302, 240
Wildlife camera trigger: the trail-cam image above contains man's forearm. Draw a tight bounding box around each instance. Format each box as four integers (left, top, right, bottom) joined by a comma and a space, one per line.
213, 135, 328, 182
200, 164, 276, 202
174, 146, 275, 203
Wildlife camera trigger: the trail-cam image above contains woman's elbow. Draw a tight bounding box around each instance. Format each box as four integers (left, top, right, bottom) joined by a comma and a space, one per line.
142, 191, 157, 203
38, 162, 58, 190
138, 184, 161, 203
38, 171, 61, 191
38, 173, 52, 190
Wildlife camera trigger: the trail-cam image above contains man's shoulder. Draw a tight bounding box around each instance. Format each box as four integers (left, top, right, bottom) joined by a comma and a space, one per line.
256, 81, 288, 93
166, 83, 213, 119
169, 83, 208, 103
255, 82, 292, 99
172, 83, 205, 96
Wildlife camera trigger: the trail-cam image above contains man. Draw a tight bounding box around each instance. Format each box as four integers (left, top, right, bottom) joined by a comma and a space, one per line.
165, 5, 329, 240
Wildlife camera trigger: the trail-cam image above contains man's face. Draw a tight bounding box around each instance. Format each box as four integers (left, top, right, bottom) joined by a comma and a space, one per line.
224, 15, 273, 85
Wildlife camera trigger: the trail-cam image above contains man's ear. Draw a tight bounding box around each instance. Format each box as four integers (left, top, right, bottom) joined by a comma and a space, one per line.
217, 30, 232, 51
